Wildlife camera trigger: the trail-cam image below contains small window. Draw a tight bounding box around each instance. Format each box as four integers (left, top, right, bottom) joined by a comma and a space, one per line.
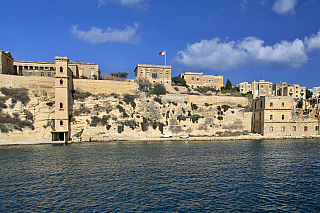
270, 126, 273, 132
282, 115, 285, 120
293, 126, 296, 131
316, 126, 319, 131
40, 72, 44, 76
60, 66, 63, 73
48, 73, 51, 77
281, 126, 285, 132
197, 77, 199, 81
60, 120, 63, 126
270, 115, 273, 120
270, 102, 273, 107
59, 102, 63, 109
282, 102, 284, 107
60, 79, 63, 85
304, 126, 308, 131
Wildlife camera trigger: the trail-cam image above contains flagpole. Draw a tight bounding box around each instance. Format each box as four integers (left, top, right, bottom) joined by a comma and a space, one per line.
165, 50, 166, 66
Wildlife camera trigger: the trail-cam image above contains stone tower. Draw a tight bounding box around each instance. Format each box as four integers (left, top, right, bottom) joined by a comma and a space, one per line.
51, 56, 73, 142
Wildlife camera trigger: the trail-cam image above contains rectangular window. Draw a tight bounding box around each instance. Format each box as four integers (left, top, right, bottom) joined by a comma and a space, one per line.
282, 103, 284, 107
282, 115, 285, 120
293, 126, 296, 131
316, 126, 319, 131
270, 115, 273, 120
40, 72, 44, 76
197, 77, 199, 81
304, 126, 308, 131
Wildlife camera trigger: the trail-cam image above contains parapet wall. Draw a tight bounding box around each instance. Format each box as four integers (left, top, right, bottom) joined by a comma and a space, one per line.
188, 95, 249, 106
0, 74, 55, 89
73, 79, 139, 95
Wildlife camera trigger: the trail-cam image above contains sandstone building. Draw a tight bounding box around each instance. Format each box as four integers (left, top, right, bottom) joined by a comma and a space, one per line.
252, 80, 273, 99
0, 50, 14, 75
237, 82, 252, 94
51, 56, 74, 142
252, 96, 318, 137
14, 60, 99, 79
273, 82, 306, 99
134, 64, 171, 84
179, 72, 223, 89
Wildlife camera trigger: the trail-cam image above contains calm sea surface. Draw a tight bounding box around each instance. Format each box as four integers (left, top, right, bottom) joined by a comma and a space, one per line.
1, 139, 320, 212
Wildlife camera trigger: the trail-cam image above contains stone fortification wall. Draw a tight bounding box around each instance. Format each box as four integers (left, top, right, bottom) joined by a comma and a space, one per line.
165, 94, 188, 102
73, 79, 138, 95
188, 95, 249, 106
0, 74, 55, 89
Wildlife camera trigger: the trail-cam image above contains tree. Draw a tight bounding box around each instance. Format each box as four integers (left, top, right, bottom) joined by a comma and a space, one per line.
118, 72, 128, 79
225, 79, 232, 90
172, 77, 188, 87
149, 84, 167, 96
306, 90, 313, 99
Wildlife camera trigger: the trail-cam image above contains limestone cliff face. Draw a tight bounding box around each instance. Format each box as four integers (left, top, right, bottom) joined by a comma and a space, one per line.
70, 93, 252, 141
0, 75, 252, 143
0, 87, 55, 144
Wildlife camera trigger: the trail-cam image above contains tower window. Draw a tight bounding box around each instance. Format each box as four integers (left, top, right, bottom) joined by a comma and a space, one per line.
60, 66, 63, 73
59, 102, 63, 109
60, 79, 63, 85
60, 120, 63, 126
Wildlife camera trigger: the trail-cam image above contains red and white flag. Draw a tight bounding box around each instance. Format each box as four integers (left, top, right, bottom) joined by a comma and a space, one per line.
159, 51, 166, 56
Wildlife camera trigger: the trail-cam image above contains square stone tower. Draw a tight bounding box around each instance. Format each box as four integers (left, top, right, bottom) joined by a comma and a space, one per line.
51, 56, 73, 142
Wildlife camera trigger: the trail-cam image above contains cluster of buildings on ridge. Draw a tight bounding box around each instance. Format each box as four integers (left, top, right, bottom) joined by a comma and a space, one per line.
2, 50, 320, 141
0, 50, 100, 79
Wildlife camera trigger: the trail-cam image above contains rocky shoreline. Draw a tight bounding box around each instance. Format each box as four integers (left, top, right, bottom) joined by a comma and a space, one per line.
1, 134, 320, 146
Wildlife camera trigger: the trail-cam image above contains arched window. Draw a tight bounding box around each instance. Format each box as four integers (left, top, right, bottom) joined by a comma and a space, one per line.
60, 66, 63, 73
60, 79, 63, 85
60, 120, 63, 126
59, 102, 63, 109
270, 126, 273, 132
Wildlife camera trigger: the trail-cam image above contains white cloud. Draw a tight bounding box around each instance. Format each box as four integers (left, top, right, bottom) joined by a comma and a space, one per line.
304, 31, 320, 52
98, 0, 148, 10
272, 0, 298, 15
176, 36, 309, 71
240, 0, 248, 12
70, 22, 141, 44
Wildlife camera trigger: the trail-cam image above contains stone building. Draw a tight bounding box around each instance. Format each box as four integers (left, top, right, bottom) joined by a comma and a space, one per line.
236, 82, 252, 94
178, 72, 223, 89
273, 82, 306, 99
0, 50, 15, 75
51, 56, 74, 142
252, 80, 273, 99
134, 64, 171, 84
14, 60, 99, 79
252, 96, 318, 137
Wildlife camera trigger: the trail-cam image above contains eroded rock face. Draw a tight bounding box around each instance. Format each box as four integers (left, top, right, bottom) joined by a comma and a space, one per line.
0, 79, 252, 143
70, 93, 252, 142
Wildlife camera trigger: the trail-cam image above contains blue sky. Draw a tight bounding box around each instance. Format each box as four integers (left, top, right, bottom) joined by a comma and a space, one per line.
1, 0, 320, 88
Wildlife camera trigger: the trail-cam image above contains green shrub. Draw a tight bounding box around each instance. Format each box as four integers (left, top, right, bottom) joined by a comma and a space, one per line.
0, 87, 30, 105
190, 114, 203, 123
73, 90, 92, 100
191, 103, 198, 111
149, 84, 167, 96
222, 105, 230, 112
177, 115, 186, 122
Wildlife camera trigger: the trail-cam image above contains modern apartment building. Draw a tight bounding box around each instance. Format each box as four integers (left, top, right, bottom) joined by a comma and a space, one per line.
273, 82, 306, 99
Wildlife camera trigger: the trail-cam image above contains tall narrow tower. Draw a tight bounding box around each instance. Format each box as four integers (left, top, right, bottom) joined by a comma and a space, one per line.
51, 56, 73, 142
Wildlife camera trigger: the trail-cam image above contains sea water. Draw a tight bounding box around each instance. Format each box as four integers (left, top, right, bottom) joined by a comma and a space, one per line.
1, 139, 320, 212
